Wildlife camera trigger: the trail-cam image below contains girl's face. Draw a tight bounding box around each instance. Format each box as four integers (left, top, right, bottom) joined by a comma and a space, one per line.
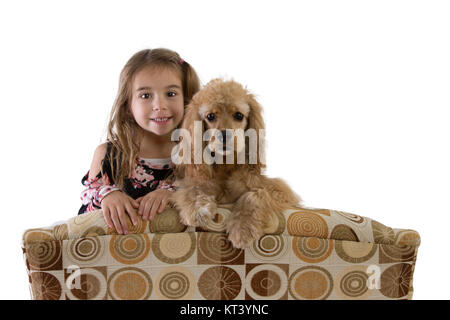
130, 66, 184, 137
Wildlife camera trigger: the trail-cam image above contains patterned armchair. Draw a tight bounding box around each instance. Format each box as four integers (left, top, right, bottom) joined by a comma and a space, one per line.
21, 205, 420, 300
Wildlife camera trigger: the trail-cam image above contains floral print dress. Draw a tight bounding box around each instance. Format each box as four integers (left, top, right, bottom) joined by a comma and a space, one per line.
79, 142, 175, 215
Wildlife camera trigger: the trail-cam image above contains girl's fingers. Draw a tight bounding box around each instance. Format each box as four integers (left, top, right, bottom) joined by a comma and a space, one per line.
125, 202, 139, 226
131, 198, 140, 209
138, 198, 147, 217
131, 201, 140, 210
143, 198, 155, 221
159, 197, 169, 213
103, 207, 113, 229
140, 198, 149, 220
117, 207, 129, 234
150, 198, 162, 221
110, 208, 123, 235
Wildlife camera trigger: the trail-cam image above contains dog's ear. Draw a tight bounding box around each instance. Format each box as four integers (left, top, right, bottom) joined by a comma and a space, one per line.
179, 100, 214, 180
245, 93, 266, 173
182, 99, 203, 142
246, 93, 265, 132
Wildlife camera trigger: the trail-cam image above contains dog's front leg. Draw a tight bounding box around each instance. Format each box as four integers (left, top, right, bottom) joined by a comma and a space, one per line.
226, 189, 270, 249
170, 182, 220, 227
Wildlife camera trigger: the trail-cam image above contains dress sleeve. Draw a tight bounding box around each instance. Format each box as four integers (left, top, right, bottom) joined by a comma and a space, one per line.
155, 170, 176, 192
79, 170, 122, 213
156, 180, 176, 192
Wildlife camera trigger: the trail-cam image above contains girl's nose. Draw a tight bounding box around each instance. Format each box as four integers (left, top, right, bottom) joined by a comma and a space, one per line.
152, 95, 168, 110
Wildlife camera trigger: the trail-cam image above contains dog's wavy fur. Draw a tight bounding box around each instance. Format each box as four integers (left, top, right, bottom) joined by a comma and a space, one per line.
170, 79, 302, 248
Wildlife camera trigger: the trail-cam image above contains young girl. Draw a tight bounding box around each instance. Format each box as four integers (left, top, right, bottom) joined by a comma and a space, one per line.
79, 48, 200, 235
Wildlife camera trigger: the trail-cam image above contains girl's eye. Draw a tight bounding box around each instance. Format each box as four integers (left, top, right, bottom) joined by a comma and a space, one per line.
140, 93, 150, 99
167, 91, 177, 97
206, 113, 216, 122
233, 112, 244, 121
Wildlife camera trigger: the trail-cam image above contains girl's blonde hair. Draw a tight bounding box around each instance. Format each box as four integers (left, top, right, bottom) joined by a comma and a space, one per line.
102, 48, 201, 189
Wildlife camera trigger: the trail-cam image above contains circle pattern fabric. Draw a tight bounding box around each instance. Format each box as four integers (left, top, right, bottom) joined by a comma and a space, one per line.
288, 266, 333, 300
68, 237, 104, 265
330, 224, 359, 242
335, 240, 377, 263
394, 229, 421, 247
23, 229, 54, 243
198, 266, 242, 300
27, 241, 61, 270
287, 211, 328, 238
53, 224, 68, 240
245, 264, 288, 300
379, 244, 416, 263
154, 267, 195, 300
292, 237, 333, 263
81, 226, 107, 238
109, 234, 150, 265
336, 266, 372, 299
249, 235, 289, 262
202, 208, 230, 233
262, 211, 286, 234
152, 233, 196, 264
372, 220, 395, 245
107, 267, 152, 300
380, 263, 412, 298
66, 267, 107, 300
198, 233, 243, 264
30, 272, 62, 300
149, 208, 187, 233
334, 210, 366, 225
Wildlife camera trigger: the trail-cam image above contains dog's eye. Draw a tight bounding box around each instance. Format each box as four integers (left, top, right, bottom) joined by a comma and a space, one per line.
233, 112, 244, 121
206, 113, 216, 122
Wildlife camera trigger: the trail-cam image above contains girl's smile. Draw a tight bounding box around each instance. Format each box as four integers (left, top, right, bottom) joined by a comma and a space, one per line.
150, 116, 173, 125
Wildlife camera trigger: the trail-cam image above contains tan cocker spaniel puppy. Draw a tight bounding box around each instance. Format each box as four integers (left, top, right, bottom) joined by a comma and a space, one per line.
170, 79, 301, 248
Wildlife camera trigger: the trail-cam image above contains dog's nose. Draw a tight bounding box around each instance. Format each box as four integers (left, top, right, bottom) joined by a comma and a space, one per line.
219, 130, 232, 143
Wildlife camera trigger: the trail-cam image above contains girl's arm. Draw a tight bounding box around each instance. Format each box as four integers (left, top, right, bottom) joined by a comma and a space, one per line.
80, 143, 121, 213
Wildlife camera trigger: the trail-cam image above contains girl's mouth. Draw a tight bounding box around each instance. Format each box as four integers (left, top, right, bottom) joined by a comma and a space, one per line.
150, 116, 173, 125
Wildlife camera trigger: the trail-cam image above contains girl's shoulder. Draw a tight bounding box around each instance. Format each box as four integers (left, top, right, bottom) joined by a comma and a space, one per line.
103, 140, 125, 163
87, 142, 110, 180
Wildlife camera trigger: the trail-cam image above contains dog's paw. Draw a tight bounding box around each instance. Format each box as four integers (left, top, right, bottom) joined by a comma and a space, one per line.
226, 220, 262, 249
197, 201, 217, 226
227, 231, 254, 249
179, 202, 217, 227
179, 208, 198, 227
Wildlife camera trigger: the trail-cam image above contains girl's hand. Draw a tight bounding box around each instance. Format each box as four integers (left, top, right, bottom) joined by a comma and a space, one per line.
137, 189, 172, 221
101, 190, 140, 235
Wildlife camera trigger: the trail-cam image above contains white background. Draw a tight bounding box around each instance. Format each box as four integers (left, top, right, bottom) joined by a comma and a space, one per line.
0, 0, 448, 300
